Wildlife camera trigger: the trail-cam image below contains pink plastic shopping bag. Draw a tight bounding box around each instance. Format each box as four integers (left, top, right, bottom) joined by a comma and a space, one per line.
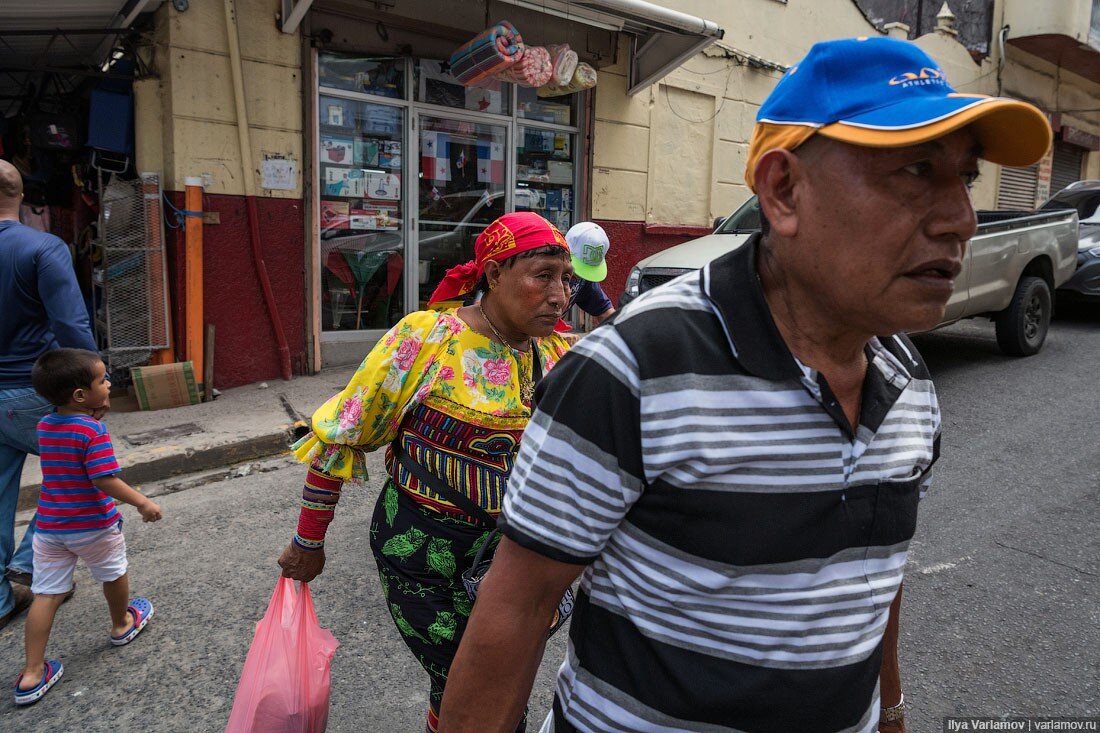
226, 577, 339, 733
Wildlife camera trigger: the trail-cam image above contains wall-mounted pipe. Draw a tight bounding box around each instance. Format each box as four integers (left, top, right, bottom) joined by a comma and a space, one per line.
997, 24, 1010, 95
224, 0, 293, 381
184, 176, 204, 379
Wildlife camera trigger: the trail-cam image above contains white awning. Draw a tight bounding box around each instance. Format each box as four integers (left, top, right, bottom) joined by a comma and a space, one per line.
281, 0, 724, 95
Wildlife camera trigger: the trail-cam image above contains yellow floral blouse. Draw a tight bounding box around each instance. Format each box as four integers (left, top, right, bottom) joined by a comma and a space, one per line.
293, 309, 570, 503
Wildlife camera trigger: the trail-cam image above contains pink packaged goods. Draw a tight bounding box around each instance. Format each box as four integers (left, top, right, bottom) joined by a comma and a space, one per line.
498, 46, 552, 88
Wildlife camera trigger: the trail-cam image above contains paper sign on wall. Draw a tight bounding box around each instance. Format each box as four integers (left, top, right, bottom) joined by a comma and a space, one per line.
261, 156, 296, 190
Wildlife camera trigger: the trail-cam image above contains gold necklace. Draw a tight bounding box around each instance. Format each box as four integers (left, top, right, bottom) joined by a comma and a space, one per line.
477, 302, 534, 405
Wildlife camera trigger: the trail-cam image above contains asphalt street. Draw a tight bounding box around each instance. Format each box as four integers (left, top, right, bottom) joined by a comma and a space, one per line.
1, 307, 1097, 732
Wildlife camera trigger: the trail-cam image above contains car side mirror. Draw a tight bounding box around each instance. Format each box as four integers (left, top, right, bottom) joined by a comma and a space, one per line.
713, 216, 726, 230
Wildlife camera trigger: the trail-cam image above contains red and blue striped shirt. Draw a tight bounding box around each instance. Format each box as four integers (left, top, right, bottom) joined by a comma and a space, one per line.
36, 413, 122, 534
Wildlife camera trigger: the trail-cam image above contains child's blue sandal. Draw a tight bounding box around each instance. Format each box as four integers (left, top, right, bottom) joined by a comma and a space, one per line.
110, 597, 154, 646
14, 659, 63, 706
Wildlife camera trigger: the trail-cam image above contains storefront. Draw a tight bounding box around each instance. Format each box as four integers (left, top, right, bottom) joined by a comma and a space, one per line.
122, 0, 721, 387
299, 0, 722, 367
313, 52, 583, 363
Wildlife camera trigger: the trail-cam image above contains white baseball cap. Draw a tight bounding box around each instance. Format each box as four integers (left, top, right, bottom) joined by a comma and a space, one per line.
565, 222, 610, 282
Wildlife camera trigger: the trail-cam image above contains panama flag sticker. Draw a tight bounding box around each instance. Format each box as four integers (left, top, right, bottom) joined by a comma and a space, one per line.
421, 131, 451, 181
477, 140, 505, 184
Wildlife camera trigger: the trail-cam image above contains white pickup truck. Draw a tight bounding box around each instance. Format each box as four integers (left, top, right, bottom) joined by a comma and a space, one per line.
620, 196, 1079, 356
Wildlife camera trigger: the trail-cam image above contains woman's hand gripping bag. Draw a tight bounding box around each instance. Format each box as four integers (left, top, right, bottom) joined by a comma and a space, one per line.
226, 578, 340, 733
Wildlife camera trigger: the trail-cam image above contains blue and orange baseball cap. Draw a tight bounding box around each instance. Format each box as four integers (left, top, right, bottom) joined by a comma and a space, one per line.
745, 36, 1052, 191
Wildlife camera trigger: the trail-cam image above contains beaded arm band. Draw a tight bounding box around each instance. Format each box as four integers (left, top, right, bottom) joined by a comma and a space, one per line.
292, 468, 344, 550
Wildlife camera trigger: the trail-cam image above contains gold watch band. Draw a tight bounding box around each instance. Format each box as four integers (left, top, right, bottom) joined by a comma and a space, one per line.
880, 694, 907, 723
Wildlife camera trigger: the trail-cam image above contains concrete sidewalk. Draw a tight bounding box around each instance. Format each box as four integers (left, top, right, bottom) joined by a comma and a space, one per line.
17, 365, 357, 510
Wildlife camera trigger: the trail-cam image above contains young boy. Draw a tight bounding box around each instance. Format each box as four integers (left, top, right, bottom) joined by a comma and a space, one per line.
14, 348, 163, 705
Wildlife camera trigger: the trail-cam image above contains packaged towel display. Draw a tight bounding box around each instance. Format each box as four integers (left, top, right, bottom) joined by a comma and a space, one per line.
546, 44, 579, 86
448, 21, 525, 86
497, 45, 553, 88
538, 62, 598, 98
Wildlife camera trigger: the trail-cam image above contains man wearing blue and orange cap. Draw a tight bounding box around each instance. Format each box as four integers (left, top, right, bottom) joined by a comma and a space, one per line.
439, 37, 1052, 733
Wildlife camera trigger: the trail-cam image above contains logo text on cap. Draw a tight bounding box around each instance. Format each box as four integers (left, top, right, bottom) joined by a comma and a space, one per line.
888, 67, 946, 88
583, 244, 604, 266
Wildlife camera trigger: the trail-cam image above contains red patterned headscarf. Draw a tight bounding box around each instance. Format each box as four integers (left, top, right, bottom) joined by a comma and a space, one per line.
427, 211, 569, 306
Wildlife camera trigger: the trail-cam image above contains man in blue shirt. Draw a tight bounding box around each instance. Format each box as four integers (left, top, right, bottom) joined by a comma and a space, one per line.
564, 222, 616, 324
0, 159, 97, 628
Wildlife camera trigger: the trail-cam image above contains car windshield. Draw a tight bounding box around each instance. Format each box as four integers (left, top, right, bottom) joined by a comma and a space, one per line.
1042, 190, 1100, 224
1080, 198, 1100, 224
715, 196, 762, 233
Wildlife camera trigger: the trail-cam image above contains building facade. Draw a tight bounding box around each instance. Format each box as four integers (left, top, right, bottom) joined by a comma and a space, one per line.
132, 0, 1100, 387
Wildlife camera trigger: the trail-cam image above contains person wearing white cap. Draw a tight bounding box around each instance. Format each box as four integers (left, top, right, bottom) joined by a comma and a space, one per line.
563, 222, 616, 325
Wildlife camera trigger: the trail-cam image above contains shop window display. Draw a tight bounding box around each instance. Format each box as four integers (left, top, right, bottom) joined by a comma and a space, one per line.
319, 53, 405, 99
414, 60, 512, 116
314, 50, 583, 329
517, 86, 574, 126
516, 126, 575, 233
417, 116, 507, 309
319, 96, 405, 331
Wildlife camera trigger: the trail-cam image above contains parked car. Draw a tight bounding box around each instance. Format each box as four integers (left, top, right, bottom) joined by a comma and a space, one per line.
1041, 180, 1100, 301
621, 195, 1079, 356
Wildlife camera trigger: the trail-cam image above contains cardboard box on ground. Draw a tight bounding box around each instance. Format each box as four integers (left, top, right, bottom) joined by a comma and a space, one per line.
129, 362, 202, 411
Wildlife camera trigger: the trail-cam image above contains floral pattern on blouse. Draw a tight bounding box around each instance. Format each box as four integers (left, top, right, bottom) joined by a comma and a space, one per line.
292, 308, 570, 481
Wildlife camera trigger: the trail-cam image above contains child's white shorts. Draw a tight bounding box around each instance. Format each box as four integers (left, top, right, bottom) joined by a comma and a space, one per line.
31, 522, 128, 595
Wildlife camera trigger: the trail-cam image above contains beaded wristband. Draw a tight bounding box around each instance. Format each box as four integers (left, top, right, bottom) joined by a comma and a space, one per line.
293, 468, 343, 550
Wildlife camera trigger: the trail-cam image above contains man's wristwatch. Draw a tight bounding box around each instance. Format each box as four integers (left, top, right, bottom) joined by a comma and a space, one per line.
881, 693, 906, 723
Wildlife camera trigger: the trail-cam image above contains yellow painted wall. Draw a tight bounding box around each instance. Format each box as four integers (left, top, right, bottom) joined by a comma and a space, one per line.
1001, 48, 1100, 141
591, 1, 993, 226
671, 0, 885, 66
140, 0, 303, 196
986, 0, 1100, 201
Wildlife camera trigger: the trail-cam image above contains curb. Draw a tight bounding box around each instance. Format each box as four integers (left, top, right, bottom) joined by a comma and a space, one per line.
17, 431, 294, 512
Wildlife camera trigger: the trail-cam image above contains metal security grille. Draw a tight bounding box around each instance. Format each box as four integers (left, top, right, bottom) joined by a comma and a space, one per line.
996, 164, 1039, 211
95, 172, 171, 375
1051, 142, 1085, 196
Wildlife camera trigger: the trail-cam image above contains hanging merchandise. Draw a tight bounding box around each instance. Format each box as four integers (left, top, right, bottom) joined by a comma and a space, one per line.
497, 46, 553, 88
538, 62, 598, 98
448, 21, 525, 86
87, 88, 134, 173
546, 44, 579, 86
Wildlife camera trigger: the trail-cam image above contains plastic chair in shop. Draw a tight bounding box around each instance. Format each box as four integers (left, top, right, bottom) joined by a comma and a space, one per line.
340, 250, 403, 330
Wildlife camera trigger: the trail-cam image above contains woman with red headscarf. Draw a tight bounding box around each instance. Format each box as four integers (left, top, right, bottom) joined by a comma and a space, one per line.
278, 212, 573, 731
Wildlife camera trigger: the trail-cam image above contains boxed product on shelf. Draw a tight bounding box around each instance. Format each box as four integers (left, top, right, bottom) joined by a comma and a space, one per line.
355, 138, 381, 167
350, 205, 400, 230
323, 98, 354, 128
320, 199, 350, 229
547, 160, 573, 184
379, 141, 402, 168
364, 172, 401, 200
552, 210, 571, 232
360, 104, 401, 134
325, 167, 367, 197
321, 136, 354, 164
545, 188, 562, 211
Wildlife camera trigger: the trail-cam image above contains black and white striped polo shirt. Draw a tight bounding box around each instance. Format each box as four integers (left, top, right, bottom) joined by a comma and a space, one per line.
501, 235, 940, 733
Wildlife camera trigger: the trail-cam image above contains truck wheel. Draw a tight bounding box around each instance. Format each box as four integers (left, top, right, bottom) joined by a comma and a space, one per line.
994, 276, 1051, 356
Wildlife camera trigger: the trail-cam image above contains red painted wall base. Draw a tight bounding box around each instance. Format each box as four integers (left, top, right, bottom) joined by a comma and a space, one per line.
595, 220, 712, 307
165, 192, 307, 389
